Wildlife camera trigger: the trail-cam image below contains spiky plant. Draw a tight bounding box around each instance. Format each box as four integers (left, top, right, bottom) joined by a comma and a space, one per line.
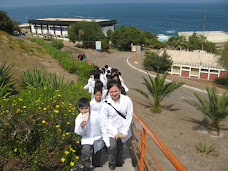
19, 69, 74, 90
184, 87, 228, 132
133, 72, 184, 113
195, 140, 215, 155
0, 61, 15, 98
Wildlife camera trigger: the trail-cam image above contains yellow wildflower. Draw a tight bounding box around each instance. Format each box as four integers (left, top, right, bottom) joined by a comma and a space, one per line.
75, 156, 79, 160
6, 110, 9, 113
66, 132, 70, 135
5, 123, 9, 126
72, 150, 76, 152
51, 115, 53, 117
43, 108, 47, 111
61, 158, 65, 162
54, 110, 59, 113
58, 94, 61, 97
70, 162, 74, 166
62, 134, 65, 136
64, 151, 69, 155
42, 120, 46, 124
68, 110, 71, 112
14, 148, 17, 152
59, 129, 62, 132
56, 125, 60, 128
76, 141, 80, 144
67, 122, 70, 124
38, 107, 41, 109
56, 105, 60, 108
23, 106, 27, 109
44, 87, 47, 90
55, 90, 59, 92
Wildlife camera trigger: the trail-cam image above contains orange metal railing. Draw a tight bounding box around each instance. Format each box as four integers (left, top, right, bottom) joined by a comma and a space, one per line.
130, 112, 188, 171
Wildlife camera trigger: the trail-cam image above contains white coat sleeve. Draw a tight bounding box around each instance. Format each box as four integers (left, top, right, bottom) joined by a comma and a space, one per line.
119, 98, 133, 135
74, 114, 86, 136
121, 82, 129, 92
98, 113, 110, 147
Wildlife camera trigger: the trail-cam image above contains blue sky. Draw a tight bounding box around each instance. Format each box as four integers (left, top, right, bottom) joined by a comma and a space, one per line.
1, 0, 227, 8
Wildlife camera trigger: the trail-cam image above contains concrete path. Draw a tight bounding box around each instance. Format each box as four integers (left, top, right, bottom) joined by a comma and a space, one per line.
71, 143, 135, 171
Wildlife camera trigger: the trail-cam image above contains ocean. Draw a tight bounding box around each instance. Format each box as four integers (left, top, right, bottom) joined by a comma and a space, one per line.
1, 2, 228, 41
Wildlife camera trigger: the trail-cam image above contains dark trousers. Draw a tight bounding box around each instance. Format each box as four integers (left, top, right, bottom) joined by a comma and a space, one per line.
81, 144, 102, 169
108, 137, 124, 165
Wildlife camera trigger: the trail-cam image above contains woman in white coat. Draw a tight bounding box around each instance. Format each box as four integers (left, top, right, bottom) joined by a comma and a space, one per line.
100, 79, 133, 170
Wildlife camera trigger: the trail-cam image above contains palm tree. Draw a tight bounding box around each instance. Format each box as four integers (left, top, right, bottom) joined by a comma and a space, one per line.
133, 72, 184, 113
184, 87, 228, 133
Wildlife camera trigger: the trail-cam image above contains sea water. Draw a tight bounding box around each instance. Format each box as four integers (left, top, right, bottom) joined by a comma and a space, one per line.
1, 2, 228, 41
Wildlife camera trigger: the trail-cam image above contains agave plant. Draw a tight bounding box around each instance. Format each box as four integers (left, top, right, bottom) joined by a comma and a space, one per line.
0, 62, 15, 98
19, 68, 74, 90
133, 72, 184, 113
184, 87, 228, 133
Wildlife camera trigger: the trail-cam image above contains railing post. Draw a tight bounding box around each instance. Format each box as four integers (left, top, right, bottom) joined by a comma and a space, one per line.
140, 128, 146, 171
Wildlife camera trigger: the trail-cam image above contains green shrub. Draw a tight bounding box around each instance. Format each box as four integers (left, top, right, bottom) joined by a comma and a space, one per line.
145, 50, 151, 54
0, 38, 95, 170
143, 50, 172, 73
215, 77, 228, 86
50, 40, 64, 49
75, 44, 84, 48
0, 84, 88, 170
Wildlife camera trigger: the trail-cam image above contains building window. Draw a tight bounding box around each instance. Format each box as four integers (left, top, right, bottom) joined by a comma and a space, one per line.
210, 70, 218, 73
201, 68, 208, 72
34, 26, 41, 30
173, 66, 180, 73
191, 68, 199, 75
182, 67, 190, 70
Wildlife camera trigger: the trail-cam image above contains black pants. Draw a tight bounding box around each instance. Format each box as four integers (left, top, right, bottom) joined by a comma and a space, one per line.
81, 145, 102, 169
108, 137, 124, 165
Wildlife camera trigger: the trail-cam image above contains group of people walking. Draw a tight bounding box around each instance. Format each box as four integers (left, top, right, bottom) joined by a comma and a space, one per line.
74, 65, 133, 171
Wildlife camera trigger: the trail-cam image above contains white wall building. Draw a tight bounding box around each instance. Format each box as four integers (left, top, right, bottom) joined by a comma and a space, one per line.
28, 18, 117, 41
158, 49, 227, 80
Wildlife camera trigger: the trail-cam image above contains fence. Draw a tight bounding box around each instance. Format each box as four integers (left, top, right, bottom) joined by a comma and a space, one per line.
130, 112, 188, 171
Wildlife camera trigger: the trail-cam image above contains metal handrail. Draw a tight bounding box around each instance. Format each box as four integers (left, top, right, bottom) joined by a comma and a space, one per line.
131, 112, 188, 171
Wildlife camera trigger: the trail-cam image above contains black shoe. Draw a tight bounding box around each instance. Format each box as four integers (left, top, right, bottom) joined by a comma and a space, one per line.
83, 167, 90, 171
116, 162, 123, 167
92, 164, 101, 167
109, 163, 116, 170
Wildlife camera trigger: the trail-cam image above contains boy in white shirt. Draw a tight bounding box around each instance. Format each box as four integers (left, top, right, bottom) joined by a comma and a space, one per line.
74, 98, 109, 171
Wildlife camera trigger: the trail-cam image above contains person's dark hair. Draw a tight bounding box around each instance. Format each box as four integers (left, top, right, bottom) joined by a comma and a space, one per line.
94, 87, 102, 95
78, 97, 90, 108
105, 65, 108, 68
94, 74, 100, 80
113, 74, 119, 80
116, 79, 126, 95
107, 70, 111, 74
107, 79, 121, 91
106, 74, 113, 80
90, 70, 94, 76
95, 80, 103, 90
118, 72, 121, 76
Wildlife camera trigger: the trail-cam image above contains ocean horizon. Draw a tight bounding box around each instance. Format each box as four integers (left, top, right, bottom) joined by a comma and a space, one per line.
1, 2, 228, 41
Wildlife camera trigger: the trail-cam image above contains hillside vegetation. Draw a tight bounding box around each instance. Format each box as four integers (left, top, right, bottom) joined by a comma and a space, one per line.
0, 30, 50, 80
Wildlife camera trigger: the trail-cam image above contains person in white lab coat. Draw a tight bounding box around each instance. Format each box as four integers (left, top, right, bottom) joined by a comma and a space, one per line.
100, 80, 133, 170
74, 98, 109, 171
